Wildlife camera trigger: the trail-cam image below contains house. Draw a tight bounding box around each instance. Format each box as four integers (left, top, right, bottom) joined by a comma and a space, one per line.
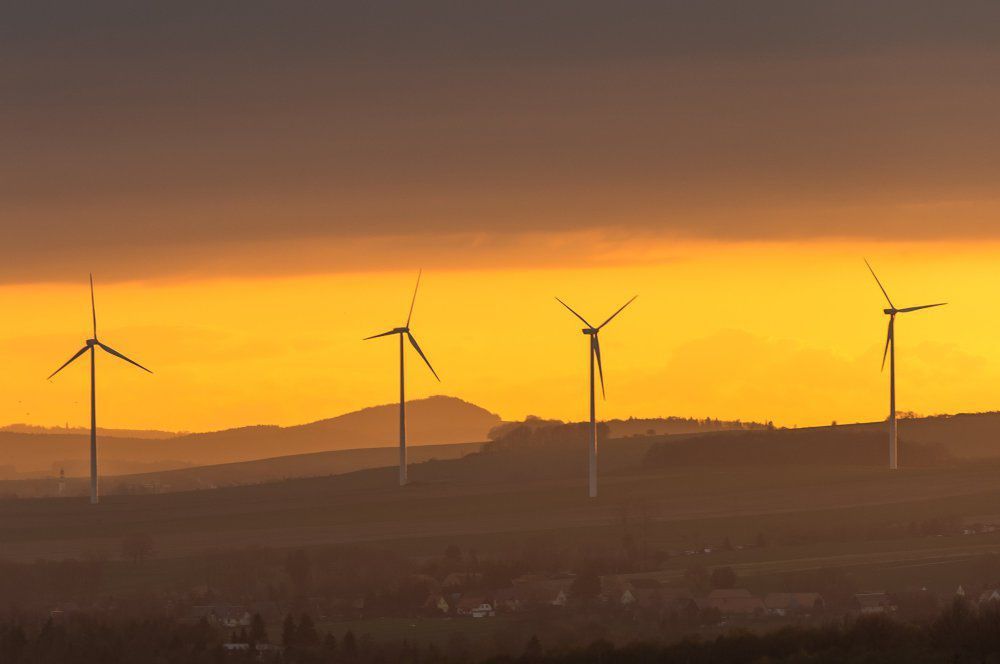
191, 605, 252, 627
423, 594, 450, 614
856, 592, 897, 614
700, 589, 766, 617
764, 593, 825, 616
496, 577, 574, 610
637, 588, 697, 614
599, 576, 636, 606
978, 589, 1000, 605
456, 596, 495, 618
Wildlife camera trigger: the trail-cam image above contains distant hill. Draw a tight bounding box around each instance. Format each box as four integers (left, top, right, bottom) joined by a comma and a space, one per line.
0, 395, 500, 477
843, 413, 1000, 459
0, 424, 180, 439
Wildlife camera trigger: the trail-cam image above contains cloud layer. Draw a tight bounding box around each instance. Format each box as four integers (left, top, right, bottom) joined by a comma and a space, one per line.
6, 2, 1000, 282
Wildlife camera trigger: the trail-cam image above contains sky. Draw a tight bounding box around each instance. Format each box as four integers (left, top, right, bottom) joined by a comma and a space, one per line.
3, 2, 1000, 431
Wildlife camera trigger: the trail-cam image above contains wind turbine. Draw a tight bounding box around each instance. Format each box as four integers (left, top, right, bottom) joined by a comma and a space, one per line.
364, 271, 440, 486
556, 295, 636, 498
48, 275, 152, 504
865, 260, 946, 470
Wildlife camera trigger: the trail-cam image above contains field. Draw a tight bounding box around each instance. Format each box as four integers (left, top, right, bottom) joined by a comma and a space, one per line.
0, 441, 483, 497
4, 436, 1000, 602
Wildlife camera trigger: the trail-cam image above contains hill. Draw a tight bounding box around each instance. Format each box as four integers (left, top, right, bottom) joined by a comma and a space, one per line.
642, 427, 953, 468
844, 412, 1000, 459
0, 395, 500, 477
0, 441, 483, 498
3, 436, 1000, 565
0, 424, 180, 439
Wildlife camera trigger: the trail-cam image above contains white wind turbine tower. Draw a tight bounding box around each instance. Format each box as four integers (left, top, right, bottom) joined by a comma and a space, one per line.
364, 271, 440, 486
556, 295, 637, 498
865, 260, 946, 470
48, 275, 153, 504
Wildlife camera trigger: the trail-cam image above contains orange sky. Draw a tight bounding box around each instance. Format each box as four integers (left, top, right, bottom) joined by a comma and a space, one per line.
3, 239, 995, 432
6, 3, 1000, 431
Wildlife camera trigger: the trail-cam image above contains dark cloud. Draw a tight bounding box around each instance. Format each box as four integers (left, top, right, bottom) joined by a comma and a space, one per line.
4, 2, 1000, 282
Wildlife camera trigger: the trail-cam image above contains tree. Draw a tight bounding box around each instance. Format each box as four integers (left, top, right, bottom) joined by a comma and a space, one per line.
523, 635, 543, 661
297, 613, 319, 646
249, 613, 267, 644
281, 613, 297, 647
342, 630, 358, 659
120, 533, 154, 565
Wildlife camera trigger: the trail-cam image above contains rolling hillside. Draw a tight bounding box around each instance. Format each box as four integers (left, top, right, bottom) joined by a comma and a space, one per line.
0, 441, 483, 498
0, 395, 500, 477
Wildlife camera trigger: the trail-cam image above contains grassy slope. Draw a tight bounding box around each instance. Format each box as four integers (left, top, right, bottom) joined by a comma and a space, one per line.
5, 447, 1000, 567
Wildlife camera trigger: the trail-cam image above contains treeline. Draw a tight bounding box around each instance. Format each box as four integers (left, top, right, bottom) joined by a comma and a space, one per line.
487, 415, 768, 445
483, 423, 609, 454
6, 598, 1000, 662
644, 428, 953, 468
607, 416, 770, 438
488, 600, 1000, 663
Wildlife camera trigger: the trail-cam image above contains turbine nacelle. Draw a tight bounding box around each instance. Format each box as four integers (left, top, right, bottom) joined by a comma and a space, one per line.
556, 295, 637, 401
86, 339, 98, 346
884, 309, 896, 316
363, 271, 440, 382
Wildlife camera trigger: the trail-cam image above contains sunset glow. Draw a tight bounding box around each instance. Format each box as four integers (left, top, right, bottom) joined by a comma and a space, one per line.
3, 238, 992, 432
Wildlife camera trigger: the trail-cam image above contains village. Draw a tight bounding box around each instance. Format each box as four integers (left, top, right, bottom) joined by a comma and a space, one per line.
179, 566, 1000, 643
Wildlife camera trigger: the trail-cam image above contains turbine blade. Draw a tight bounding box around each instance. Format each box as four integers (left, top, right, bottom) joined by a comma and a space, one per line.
363, 329, 398, 340
90, 274, 97, 339
598, 295, 638, 329
897, 303, 947, 313
555, 297, 592, 328
97, 342, 153, 374
881, 318, 893, 372
406, 269, 422, 327
48, 345, 90, 380
407, 332, 440, 381
593, 335, 606, 399
864, 259, 895, 310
